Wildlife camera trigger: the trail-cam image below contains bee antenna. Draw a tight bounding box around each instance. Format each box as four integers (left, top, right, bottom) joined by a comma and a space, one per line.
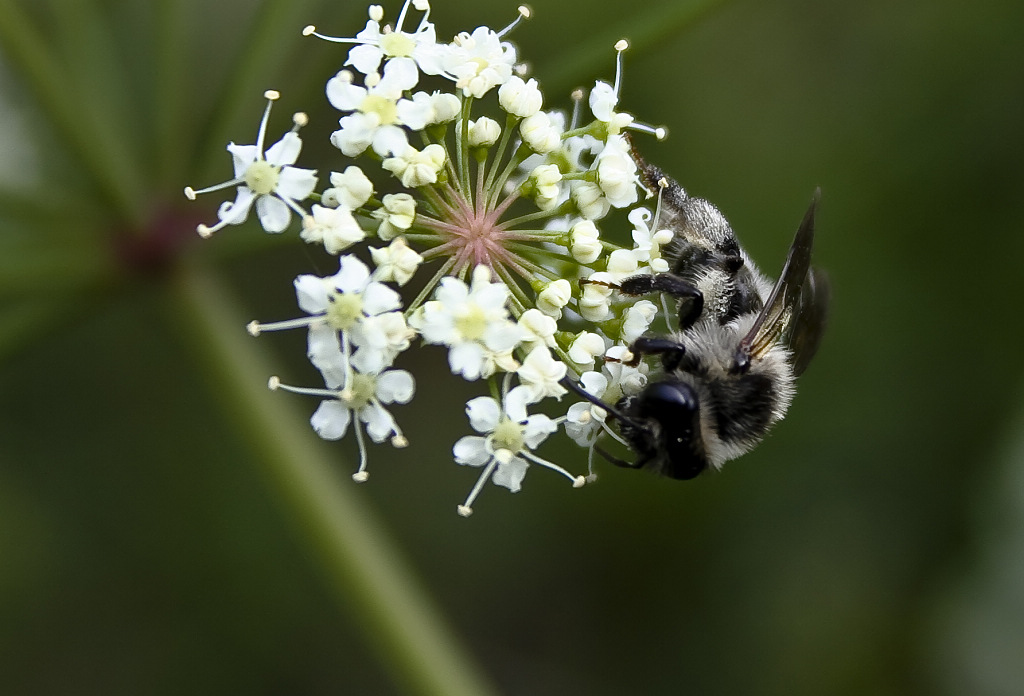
593, 443, 643, 470
559, 376, 640, 429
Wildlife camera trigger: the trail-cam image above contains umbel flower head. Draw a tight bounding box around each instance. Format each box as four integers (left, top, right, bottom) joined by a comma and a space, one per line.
184, 1, 677, 515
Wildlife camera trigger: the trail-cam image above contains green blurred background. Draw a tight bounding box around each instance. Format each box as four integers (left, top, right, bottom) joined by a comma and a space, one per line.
2, 0, 1023, 694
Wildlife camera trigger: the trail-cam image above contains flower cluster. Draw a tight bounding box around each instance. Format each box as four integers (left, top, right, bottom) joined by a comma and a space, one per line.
185, 0, 679, 515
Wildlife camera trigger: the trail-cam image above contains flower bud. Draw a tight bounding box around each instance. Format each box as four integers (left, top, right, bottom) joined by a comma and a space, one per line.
499, 76, 543, 118
568, 332, 606, 368
325, 166, 374, 209
536, 279, 572, 318
569, 219, 602, 264
468, 117, 501, 147
520, 111, 562, 154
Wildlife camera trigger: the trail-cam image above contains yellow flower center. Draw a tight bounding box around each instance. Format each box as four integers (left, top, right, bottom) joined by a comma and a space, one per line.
326, 292, 364, 331
244, 160, 280, 195
454, 304, 488, 341
380, 32, 415, 58
491, 417, 525, 454
360, 94, 399, 125
341, 373, 377, 409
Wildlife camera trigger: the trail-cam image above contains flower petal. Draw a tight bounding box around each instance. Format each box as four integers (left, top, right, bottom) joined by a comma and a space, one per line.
310, 400, 351, 440
361, 281, 402, 316
276, 166, 318, 200
492, 456, 528, 492
465, 396, 500, 433
360, 401, 396, 443
265, 131, 302, 167
255, 195, 291, 233
375, 370, 415, 404
453, 436, 491, 467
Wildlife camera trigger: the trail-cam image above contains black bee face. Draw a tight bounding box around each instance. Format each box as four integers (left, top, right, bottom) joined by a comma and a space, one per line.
618, 380, 707, 480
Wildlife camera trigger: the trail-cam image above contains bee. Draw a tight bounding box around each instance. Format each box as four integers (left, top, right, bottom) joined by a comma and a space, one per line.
569, 152, 829, 480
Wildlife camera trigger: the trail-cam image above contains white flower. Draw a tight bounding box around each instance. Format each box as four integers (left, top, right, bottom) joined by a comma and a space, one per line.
453, 384, 583, 516
468, 117, 501, 147
567, 331, 606, 368
305, 0, 446, 86
578, 250, 638, 322
516, 346, 568, 401
620, 300, 658, 344
444, 26, 517, 98
271, 367, 414, 481
536, 279, 572, 318
520, 111, 562, 154
629, 207, 674, 273
186, 91, 317, 237
372, 193, 416, 240
248, 255, 410, 376
593, 134, 639, 208
529, 163, 562, 211
569, 219, 602, 264
408, 265, 524, 381
301, 204, 366, 254
517, 308, 557, 352
571, 181, 610, 220
429, 91, 461, 123
322, 166, 374, 209
498, 75, 543, 118
370, 237, 424, 286
382, 143, 447, 187
327, 67, 419, 157
564, 344, 647, 448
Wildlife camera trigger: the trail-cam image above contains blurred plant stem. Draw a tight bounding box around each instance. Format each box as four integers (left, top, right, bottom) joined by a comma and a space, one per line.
170, 260, 499, 696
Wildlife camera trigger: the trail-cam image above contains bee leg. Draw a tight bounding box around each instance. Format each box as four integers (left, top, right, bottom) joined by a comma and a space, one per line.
617, 273, 704, 328
559, 376, 640, 429
623, 336, 687, 371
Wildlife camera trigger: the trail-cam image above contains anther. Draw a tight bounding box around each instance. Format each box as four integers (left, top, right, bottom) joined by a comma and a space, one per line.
352, 471, 370, 482
183, 186, 196, 200
293, 112, 309, 128
518, 5, 531, 19
196, 224, 213, 238
457, 505, 473, 517
263, 89, 280, 101
268, 376, 281, 390
302, 25, 316, 36
247, 321, 262, 336
614, 39, 628, 52
573, 476, 587, 488
391, 435, 409, 448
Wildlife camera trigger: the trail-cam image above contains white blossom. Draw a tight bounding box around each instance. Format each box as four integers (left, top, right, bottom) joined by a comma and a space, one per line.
373, 192, 416, 240
186, 91, 317, 237
593, 134, 639, 208
572, 181, 610, 220
517, 308, 558, 352
383, 143, 447, 187
498, 75, 543, 118
567, 331, 606, 368
569, 219, 602, 264
323, 166, 374, 209
444, 26, 517, 98
516, 346, 568, 401
370, 236, 424, 286
620, 300, 658, 345
301, 204, 366, 254
468, 117, 501, 147
564, 345, 647, 448
629, 207, 674, 272
536, 278, 572, 318
408, 266, 524, 380
520, 111, 562, 154
327, 67, 418, 157
453, 384, 583, 516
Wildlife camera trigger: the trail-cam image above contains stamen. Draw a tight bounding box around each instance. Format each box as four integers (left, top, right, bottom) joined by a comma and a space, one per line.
352, 421, 370, 481
497, 5, 531, 38
569, 89, 584, 130
302, 25, 366, 45
520, 451, 586, 488
183, 178, 244, 198
255, 91, 280, 157
292, 112, 309, 129
268, 378, 339, 400
627, 121, 668, 140
246, 315, 319, 335
612, 39, 628, 97
458, 457, 498, 517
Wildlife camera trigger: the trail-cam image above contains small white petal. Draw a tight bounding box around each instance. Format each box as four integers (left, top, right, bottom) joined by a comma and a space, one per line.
264, 131, 303, 167
466, 396, 501, 433
492, 456, 529, 492
311, 400, 351, 440
375, 370, 415, 403
453, 436, 492, 467
255, 195, 291, 233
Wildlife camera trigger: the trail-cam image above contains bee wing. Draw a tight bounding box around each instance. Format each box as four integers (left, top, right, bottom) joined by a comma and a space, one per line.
735, 189, 828, 376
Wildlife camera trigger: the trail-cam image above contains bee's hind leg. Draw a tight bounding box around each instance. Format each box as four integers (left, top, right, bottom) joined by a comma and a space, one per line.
621, 336, 687, 371
617, 273, 704, 328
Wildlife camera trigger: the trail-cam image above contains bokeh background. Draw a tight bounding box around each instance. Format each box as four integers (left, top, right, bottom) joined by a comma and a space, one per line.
2, 0, 1023, 694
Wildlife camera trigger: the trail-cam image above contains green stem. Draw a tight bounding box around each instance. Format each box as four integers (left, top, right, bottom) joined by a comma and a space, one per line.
169, 262, 499, 696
